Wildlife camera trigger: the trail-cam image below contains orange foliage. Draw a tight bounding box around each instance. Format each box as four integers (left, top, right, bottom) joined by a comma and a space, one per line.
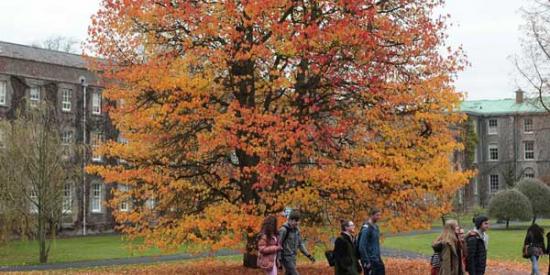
35, 258, 538, 275
85, 0, 472, 252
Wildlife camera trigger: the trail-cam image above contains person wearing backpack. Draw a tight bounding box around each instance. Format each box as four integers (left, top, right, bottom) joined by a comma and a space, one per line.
358, 209, 384, 275
278, 211, 316, 275
431, 220, 463, 275
333, 219, 362, 275
523, 224, 545, 275
465, 216, 489, 275
258, 215, 283, 274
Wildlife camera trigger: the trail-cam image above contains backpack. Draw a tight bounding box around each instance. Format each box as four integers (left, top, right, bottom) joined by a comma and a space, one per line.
279, 224, 291, 249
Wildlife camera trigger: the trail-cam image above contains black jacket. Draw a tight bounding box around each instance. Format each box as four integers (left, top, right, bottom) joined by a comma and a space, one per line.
465, 231, 487, 275
334, 232, 362, 275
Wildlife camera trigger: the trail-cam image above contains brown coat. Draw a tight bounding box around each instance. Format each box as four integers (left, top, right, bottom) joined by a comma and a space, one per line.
437, 242, 462, 275
257, 234, 279, 269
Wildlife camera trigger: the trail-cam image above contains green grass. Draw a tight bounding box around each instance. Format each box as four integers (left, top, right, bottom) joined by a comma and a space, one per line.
384, 226, 549, 262
0, 234, 187, 266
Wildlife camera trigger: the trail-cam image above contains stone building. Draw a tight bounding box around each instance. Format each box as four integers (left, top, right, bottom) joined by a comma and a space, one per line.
460, 90, 550, 207
0, 41, 116, 234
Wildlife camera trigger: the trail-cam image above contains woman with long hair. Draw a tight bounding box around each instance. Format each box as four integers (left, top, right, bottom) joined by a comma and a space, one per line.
523, 223, 545, 275
257, 215, 282, 275
432, 219, 462, 275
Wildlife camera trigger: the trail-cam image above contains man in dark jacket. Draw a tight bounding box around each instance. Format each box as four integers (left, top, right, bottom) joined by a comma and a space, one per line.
466, 216, 489, 275
278, 211, 315, 275
358, 209, 384, 275
334, 220, 362, 275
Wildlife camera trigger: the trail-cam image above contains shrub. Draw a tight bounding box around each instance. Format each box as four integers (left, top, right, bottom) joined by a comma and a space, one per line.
487, 189, 532, 228
515, 178, 550, 223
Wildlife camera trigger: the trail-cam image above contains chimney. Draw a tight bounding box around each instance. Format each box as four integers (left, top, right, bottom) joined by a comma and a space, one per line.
516, 89, 524, 104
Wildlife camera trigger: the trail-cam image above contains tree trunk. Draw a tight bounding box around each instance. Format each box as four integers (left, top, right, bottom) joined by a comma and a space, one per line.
38, 215, 48, 263
243, 233, 260, 268
532, 215, 537, 225
506, 219, 509, 229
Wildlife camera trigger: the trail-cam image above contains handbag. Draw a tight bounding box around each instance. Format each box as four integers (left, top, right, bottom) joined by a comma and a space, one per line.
325, 250, 336, 266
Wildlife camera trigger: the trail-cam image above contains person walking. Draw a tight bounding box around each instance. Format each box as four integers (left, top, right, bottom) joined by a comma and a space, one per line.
358, 209, 385, 275
278, 211, 315, 275
523, 224, 545, 275
465, 216, 489, 275
258, 215, 283, 275
432, 220, 463, 275
333, 219, 362, 275
546, 231, 550, 275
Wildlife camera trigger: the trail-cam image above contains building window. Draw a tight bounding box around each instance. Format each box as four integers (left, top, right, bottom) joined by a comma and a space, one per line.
63, 183, 72, 213
488, 119, 498, 135
525, 141, 535, 160
488, 144, 498, 161
0, 128, 5, 149
524, 168, 535, 179
29, 87, 40, 107
91, 132, 103, 162
524, 118, 534, 133
91, 183, 102, 213
61, 130, 73, 145
29, 188, 38, 213
92, 92, 101, 115
61, 89, 72, 112
119, 185, 130, 212
0, 81, 7, 106
489, 174, 499, 193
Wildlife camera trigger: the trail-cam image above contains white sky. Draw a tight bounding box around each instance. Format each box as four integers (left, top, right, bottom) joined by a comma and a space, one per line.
0, 0, 527, 100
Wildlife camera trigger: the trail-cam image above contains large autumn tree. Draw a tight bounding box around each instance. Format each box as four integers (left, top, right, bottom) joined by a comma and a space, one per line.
86, 0, 470, 257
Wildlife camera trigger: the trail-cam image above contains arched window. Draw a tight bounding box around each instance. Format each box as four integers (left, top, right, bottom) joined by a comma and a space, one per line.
524, 168, 535, 179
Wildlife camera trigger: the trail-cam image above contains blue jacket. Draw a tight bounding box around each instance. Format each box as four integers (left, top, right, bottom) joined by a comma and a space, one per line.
357, 222, 381, 264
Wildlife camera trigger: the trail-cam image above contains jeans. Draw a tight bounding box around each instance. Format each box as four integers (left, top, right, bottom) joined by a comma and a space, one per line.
530, 255, 539, 275
281, 255, 298, 275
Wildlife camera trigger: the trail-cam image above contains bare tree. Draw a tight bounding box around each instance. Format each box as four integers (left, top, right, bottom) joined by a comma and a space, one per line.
0, 103, 77, 263
32, 35, 80, 54
516, 0, 550, 111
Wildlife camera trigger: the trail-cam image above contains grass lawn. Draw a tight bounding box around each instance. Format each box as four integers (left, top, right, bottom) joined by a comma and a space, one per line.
383, 226, 550, 262
0, 234, 187, 266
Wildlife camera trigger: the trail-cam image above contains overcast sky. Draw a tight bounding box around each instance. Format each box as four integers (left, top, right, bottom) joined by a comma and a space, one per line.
0, 0, 527, 100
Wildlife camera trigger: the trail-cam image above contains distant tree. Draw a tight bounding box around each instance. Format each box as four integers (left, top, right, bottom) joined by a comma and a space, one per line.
516, 0, 550, 110
32, 35, 80, 54
487, 189, 532, 229
515, 178, 550, 224
0, 103, 77, 263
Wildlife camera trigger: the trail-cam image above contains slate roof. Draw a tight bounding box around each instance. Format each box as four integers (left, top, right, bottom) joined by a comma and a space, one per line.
460, 98, 548, 116
0, 41, 86, 69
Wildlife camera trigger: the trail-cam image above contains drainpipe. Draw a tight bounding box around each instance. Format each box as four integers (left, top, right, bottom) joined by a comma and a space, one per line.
79, 76, 88, 236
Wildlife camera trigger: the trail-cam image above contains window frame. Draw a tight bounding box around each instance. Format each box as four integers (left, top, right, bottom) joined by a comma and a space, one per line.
91, 183, 102, 213
524, 141, 535, 160
61, 88, 72, 112
91, 132, 103, 162
524, 118, 534, 134
92, 92, 101, 115
524, 168, 536, 179
62, 183, 72, 214
29, 87, 40, 107
489, 174, 499, 194
488, 144, 499, 161
487, 119, 498, 135
0, 80, 7, 106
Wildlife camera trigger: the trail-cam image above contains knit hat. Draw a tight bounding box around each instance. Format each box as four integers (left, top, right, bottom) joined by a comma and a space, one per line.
473, 215, 489, 229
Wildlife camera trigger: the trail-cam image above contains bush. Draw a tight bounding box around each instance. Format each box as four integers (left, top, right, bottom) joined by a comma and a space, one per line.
515, 178, 550, 222
487, 189, 532, 228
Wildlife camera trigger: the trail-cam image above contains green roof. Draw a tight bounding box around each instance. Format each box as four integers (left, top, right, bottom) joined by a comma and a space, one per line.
460, 98, 548, 115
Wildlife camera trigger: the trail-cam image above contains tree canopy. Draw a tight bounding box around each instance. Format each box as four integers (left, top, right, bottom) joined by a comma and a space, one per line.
86, 0, 471, 252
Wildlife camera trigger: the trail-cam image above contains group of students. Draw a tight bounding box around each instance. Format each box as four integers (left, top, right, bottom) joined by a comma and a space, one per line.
256, 210, 550, 275
256, 209, 385, 275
